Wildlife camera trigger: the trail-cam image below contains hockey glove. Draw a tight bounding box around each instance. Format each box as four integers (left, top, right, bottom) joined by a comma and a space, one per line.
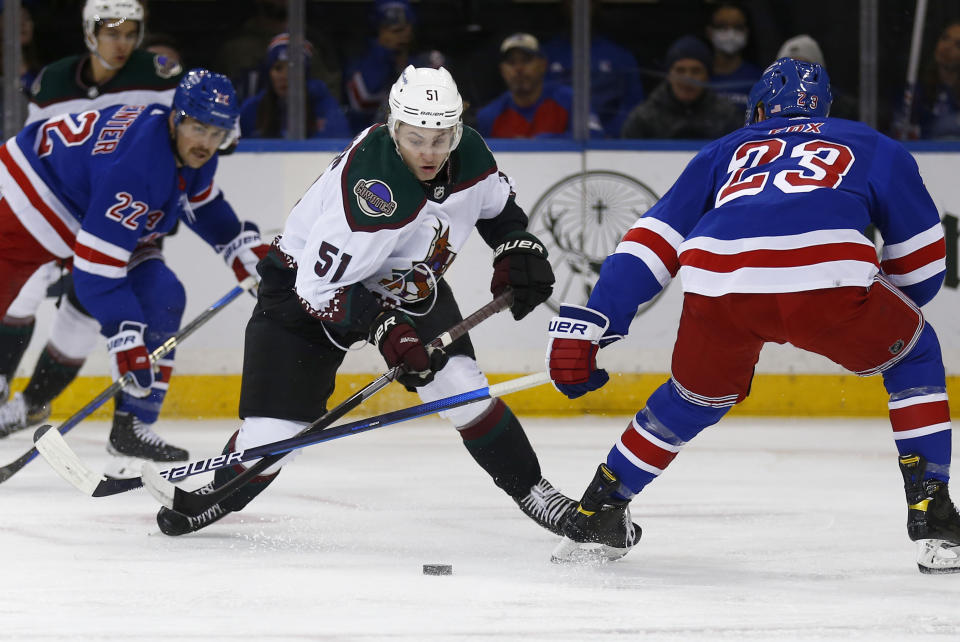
491, 231, 555, 321
371, 310, 448, 391
221, 221, 270, 289
547, 304, 613, 399
107, 321, 154, 398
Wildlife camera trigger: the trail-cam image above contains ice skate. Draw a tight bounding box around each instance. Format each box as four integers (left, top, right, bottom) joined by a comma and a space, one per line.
898, 453, 960, 574
104, 411, 188, 479
514, 477, 577, 535
551, 464, 641, 564
156, 482, 231, 536
0, 392, 51, 438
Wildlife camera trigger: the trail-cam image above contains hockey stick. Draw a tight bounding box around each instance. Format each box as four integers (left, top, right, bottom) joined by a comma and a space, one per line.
0, 276, 256, 484
33, 289, 513, 503
143, 289, 513, 516
34, 371, 549, 503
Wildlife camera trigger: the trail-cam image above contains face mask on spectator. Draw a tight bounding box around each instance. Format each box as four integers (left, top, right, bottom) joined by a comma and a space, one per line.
711, 28, 746, 55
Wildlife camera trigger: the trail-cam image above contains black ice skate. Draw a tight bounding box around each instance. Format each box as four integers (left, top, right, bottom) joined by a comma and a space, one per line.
898, 453, 960, 574
157, 482, 231, 536
0, 392, 51, 438
105, 411, 188, 478
514, 477, 577, 535
551, 463, 641, 564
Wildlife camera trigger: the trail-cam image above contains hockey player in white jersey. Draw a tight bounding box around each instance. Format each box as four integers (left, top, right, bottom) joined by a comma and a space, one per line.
156, 65, 576, 536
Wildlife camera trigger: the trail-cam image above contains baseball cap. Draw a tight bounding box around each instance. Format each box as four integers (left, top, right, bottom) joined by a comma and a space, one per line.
265, 33, 314, 68
373, 0, 415, 27
500, 33, 541, 58
776, 34, 826, 67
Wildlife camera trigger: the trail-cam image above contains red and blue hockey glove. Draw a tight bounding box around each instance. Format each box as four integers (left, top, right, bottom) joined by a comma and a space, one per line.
547, 304, 613, 399
221, 221, 270, 289
371, 310, 449, 391
107, 321, 154, 398
491, 231, 555, 320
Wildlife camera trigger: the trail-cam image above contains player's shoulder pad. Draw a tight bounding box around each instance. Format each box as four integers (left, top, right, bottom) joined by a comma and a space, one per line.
29, 55, 84, 103
119, 50, 184, 88
451, 125, 498, 189
338, 125, 428, 232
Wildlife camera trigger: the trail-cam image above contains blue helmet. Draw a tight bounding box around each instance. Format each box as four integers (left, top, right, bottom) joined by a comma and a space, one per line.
172, 68, 240, 132
745, 57, 833, 125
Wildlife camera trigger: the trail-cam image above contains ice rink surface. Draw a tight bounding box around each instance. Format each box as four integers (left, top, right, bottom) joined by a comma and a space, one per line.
2, 413, 959, 641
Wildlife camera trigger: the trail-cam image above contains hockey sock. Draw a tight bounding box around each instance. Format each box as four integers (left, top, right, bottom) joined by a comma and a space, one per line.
214, 431, 280, 512
22, 345, 83, 408
0, 317, 35, 378
888, 389, 952, 482
883, 324, 951, 482
607, 380, 729, 495
458, 399, 541, 498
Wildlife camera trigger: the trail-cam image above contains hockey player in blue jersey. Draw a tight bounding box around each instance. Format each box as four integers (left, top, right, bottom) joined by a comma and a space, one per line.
0, 68, 269, 477
545, 58, 960, 573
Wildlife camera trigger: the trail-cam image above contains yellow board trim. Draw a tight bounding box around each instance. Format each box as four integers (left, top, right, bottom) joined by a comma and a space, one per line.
15, 372, 960, 421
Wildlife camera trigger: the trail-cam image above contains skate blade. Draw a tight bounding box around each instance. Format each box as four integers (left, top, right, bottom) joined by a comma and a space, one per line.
916, 539, 960, 574
550, 537, 631, 565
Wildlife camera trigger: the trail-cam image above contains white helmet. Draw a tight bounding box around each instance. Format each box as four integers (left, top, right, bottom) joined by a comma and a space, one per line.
83, 0, 145, 54
387, 65, 464, 151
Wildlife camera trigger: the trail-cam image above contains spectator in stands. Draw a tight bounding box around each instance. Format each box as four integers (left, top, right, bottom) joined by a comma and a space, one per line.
216, 0, 340, 104
540, 0, 644, 138
705, 1, 762, 110
892, 21, 960, 140
343, 0, 418, 133
776, 34, 859, 121
239, 33, 350, 139
621, 35, 741, 140
476, 32, 602, 139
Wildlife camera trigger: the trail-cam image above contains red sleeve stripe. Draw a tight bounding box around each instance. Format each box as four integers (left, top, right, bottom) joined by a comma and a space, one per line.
0, 143, 76, 251
620, 227, 680, 276
679, 242, 879, 272
188, 182, 215, 204
880, 239, 946, 275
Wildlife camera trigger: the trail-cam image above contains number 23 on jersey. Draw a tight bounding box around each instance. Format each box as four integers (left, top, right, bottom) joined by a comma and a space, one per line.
716, 137, 855, 207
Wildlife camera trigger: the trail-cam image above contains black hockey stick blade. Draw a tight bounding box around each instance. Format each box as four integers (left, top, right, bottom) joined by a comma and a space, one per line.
166, 290, 514, 517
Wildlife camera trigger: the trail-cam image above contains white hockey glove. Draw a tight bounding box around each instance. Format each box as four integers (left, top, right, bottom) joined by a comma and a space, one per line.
221, 221, 270, 292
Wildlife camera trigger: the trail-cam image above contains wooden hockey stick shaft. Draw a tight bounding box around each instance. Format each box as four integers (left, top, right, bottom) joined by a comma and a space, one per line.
0, 277, 256, 484
164, 289, 513, 517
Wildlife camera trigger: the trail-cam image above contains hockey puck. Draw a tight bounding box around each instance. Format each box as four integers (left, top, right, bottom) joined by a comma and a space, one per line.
422, 564, 453, 576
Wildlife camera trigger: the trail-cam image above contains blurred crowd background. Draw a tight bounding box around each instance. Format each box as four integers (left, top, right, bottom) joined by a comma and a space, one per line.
3, 0, 960, 142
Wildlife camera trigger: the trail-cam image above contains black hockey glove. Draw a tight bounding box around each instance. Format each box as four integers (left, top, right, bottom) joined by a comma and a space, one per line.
491, 231, 555, 321
371, 310, 448, 391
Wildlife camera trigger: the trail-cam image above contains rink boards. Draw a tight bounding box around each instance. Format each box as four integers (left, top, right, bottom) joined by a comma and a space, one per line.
11, 142, 960, 418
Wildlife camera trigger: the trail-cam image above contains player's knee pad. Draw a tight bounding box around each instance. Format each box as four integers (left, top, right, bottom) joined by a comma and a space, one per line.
882, 322, 946, 396
416, 355, 490, 427
644, 379, 731, 443
48, 296, 101, 361
5, 261, 61, 318
236, 416, 309, 475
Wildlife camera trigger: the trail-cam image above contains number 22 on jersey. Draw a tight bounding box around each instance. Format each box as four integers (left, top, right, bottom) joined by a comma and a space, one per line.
716, 138, 855, 207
